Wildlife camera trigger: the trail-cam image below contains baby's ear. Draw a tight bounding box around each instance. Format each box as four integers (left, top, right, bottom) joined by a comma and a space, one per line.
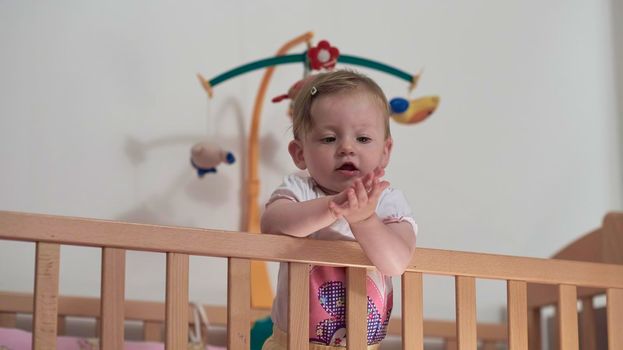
380, 137, 393, 168
288, 140, 307, 170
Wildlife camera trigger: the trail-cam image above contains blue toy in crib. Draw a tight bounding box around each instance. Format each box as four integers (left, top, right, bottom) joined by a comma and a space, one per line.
190, 142, 236, 177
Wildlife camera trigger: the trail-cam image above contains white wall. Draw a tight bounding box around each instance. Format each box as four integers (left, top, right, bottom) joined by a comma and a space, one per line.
1, 0, 621, 324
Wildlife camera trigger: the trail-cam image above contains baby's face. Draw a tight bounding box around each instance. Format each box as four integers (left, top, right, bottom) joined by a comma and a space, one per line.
294, 90, 392, 194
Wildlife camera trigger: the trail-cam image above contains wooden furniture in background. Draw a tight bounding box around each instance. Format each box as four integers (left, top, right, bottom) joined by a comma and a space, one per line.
527, 212, 623, 350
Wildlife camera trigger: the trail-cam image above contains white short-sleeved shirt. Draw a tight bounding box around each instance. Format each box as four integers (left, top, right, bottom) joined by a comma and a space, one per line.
267, 171, 417, 347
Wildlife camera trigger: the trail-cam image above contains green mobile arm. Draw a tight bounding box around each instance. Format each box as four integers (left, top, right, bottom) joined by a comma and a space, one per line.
207, 52, 414, 88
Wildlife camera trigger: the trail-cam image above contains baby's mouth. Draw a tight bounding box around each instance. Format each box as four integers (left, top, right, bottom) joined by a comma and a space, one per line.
336, 162, 360, 175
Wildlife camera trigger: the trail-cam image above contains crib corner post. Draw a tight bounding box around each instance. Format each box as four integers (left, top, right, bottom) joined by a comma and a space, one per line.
579, 296, 597, 350
527, 306, 542, 350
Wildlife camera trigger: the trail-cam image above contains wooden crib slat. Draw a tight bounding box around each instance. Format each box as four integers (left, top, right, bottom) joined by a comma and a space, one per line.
165, 253, 189, 350
579, 296, 596, 350
401, 272, 423, 350
507, 280, 527, 350
144, 321, 162, 341
33, 242, 60, 350
288, 262, 309, 350
0, 312, 17, 328
228, 258, 250, 350
455, 276, 476, 350
527, 307, 541, 350
346, 267, 367, 350
557, 284, 579, 350
482, 342, 496, 350
445, 339, 458, 350
57, 316, 65, 335
100, 248, 126, 350
607, 288, 623, 349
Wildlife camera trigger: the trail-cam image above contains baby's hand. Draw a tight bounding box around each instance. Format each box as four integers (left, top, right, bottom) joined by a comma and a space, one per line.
329, 168, 389, 224
329, 167, 384, 216
360, 167, 385, 192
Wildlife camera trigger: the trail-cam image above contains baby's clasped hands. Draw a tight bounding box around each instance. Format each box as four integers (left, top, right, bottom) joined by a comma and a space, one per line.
328, 167, 390, 224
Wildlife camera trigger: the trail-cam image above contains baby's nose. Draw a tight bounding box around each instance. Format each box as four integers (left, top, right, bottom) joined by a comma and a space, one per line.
338, 141, 355, 155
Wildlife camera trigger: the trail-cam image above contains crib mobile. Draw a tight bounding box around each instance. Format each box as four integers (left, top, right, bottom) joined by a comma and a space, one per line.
193, 32, 440, 309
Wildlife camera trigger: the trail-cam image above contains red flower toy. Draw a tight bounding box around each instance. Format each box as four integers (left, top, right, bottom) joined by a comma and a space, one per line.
307, 40, 340, 71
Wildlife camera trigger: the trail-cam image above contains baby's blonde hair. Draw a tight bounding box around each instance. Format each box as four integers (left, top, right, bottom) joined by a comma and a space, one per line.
291, 70, 391, 140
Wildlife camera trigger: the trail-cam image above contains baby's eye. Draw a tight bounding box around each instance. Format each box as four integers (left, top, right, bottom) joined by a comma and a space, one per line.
357, 136, 372, 143
321, 136, 336, 143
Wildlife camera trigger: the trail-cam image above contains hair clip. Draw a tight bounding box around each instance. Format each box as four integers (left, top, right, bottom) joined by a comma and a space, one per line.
310, 86, 318, 96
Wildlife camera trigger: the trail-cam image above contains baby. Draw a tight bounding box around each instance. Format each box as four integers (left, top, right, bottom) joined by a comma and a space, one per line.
261, 70, 417, 349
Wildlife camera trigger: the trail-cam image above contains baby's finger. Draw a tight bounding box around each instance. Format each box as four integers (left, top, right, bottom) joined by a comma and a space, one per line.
370, 179, 390, 201
361, 172, 374, 191
334, 187, 352, 205
329, 201, 345, 218
364, 168, 383, 191
347, 187, 358, 209
374, 167, 385, 180
356, 180, 368, 202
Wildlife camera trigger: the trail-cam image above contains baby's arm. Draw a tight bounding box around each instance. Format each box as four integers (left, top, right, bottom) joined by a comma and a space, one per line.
330, 174, 416, 276
260, 196, 337, 237
350, 216, 416, 276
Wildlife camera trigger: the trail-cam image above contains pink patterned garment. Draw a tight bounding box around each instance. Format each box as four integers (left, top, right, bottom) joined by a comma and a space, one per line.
309, 266, 392, 346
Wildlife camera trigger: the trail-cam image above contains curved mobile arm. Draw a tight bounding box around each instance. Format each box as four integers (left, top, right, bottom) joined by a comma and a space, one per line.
338, 55, 412, 82
206, 52, 415, 88
209, 53, 306, 87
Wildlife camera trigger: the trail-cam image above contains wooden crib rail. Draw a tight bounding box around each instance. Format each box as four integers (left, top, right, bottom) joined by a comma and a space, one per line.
0, 291, 506, 346
1, 210, 623, 350
2, 211, 622, 288
0, 291, 271, 341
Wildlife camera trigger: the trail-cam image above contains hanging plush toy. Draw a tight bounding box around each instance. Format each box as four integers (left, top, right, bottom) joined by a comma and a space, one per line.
190, 142, 236, 177
271, 76, 315, 117
389, 96, 439, 124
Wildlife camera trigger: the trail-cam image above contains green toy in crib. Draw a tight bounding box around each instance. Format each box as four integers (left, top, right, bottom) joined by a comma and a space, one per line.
250, 316, 273, 350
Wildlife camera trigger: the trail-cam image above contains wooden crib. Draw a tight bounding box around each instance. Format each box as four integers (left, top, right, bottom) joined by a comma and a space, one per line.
1, 210, 622, 350
0, 291, 507, 348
